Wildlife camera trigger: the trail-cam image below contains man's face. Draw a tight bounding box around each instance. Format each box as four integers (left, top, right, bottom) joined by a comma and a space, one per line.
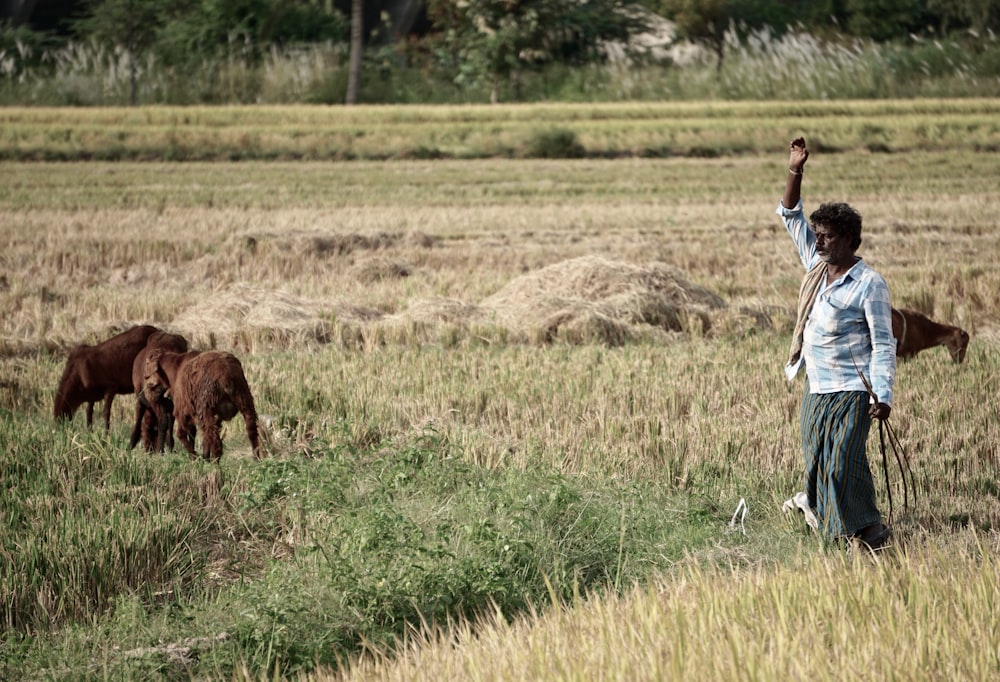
814, 224, 852, 265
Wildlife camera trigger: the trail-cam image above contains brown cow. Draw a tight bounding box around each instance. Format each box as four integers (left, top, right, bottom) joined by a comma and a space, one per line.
54, 324, 160, 428
128, 330, 190, 453
142, 349, 263, 461
891, 308, 969, 363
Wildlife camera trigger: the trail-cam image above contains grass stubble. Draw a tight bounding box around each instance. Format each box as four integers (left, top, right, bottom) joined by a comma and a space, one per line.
3, 100, 1000, 161
1, 105, 1000, 680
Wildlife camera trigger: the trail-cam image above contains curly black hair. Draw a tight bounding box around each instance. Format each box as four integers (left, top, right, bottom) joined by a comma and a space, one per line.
810, 202, 862, 250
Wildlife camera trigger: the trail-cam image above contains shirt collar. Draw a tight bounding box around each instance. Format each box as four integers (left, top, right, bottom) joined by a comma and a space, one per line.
829, 257, 865, 284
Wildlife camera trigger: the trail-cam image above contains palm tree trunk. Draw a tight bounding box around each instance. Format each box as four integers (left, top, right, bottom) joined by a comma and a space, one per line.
129, 47, 138, 106
345, 0, 363, 104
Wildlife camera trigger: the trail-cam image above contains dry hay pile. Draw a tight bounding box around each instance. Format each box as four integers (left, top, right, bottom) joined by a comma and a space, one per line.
368, 297, 483, 346
170, 283, 379, 350
350, 256, 415, 284
165, 258, 773, 351
477, 255, 726, 345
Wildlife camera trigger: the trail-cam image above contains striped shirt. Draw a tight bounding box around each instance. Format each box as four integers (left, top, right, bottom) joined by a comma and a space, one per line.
777, 199, 896, 406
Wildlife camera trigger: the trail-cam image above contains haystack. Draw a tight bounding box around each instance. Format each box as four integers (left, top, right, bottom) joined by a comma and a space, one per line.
365, 297, 484, 346
477, 255, 725, 345
171, 284, 341, 349
350, 256, 414, 283
301, 232, 399, 257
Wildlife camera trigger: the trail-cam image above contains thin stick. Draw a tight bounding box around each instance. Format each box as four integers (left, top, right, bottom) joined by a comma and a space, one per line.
849, 347, 914, 524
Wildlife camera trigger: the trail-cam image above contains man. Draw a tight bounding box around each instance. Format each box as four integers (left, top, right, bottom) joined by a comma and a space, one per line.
777, 137, 896, 551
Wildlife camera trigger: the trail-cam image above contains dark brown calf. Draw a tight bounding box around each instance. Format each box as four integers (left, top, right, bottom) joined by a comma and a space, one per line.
891, 308, 969, 363
54, 324, 160, 428
142, 349, 263, 461
128, 331, 190, 453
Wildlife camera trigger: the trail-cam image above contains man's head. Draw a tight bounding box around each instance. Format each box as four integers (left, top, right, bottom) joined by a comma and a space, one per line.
810, 202, 862, 250
810, 202, 862, 266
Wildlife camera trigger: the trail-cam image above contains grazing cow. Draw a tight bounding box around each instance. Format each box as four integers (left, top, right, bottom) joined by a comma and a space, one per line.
891, 308, 969, 363
142, 349, 263, 461
128, 330, 190, 453
54, 324, 160, 428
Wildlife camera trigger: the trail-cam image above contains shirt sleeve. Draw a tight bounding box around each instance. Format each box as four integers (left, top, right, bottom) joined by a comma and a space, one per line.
864, 276, 896, 406
776, 199, 818, 271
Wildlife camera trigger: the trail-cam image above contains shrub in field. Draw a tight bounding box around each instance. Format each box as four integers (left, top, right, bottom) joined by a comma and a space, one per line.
522, 128, 586, 159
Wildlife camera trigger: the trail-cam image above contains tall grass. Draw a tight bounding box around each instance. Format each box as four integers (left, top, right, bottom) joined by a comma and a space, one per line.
0, 417, 209, 632
3, 27, 1000, 106
0, 40, 349, 106
3, 418, 732, 677
331, 541, 1000, 681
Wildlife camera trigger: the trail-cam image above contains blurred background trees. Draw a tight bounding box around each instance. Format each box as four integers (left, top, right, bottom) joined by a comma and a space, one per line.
1, 0, 999, 104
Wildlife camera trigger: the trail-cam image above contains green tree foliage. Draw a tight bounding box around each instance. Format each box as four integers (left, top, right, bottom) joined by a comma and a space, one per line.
0, 20, 60, 74
70, 0, 347, 103
154, 0, 346, 67
424, 0, 651, 103
844, 0, 923, 41
926, 0, 1000, 36
649, 0, 997, 60
76, 0, 347, 71
654, 0, 782, 72
772, 0, 840, 29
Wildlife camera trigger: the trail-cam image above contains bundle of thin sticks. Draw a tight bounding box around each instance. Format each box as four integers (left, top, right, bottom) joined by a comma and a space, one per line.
851, 349, 917, 525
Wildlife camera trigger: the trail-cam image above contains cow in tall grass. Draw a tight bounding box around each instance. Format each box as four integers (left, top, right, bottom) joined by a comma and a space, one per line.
891, 308, 969, 363
141, 349, 263, 461
128, 330, 190, 453
54, 324, 160, 428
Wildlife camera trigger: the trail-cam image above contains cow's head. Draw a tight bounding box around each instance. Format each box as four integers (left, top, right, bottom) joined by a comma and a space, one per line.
946, 328, 970, 364
141, 349, 172, 403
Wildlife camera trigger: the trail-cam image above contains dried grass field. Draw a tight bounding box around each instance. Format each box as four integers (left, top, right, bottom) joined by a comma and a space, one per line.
3, 103, 1000, 679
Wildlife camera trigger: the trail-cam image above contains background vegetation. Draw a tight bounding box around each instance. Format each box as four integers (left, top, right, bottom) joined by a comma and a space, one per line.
3, 0, 1000, 105
1, 101, 999, 679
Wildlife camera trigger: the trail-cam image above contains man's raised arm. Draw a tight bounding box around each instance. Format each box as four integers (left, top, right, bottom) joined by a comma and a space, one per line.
783, 137, 809, 209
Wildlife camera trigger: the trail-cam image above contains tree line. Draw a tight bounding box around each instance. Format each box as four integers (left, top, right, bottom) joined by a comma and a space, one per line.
2, 0, 999, 105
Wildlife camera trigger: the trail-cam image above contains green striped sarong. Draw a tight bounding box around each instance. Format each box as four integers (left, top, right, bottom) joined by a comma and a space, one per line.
800, 389, 882, 538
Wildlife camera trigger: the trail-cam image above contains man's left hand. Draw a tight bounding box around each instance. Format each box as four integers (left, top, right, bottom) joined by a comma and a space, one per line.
870, 402, 891, 420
